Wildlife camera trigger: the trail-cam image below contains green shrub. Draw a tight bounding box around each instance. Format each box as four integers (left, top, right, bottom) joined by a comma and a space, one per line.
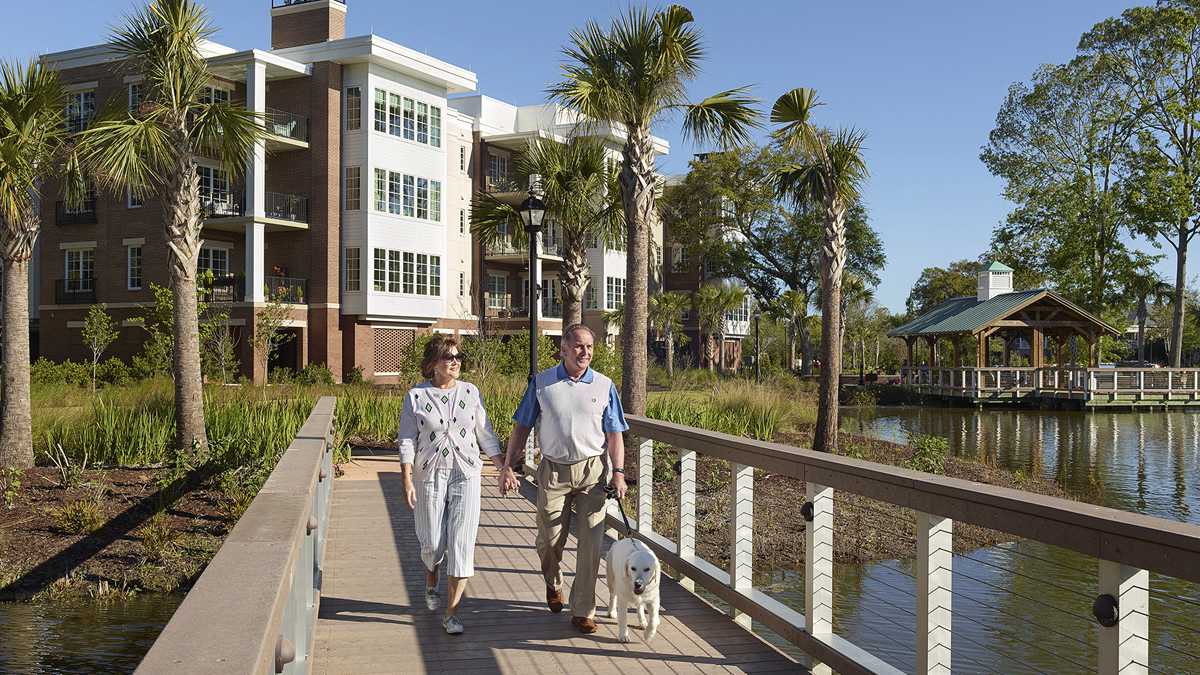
344, 365, 365, 385
907, 434, 950, 474
295, 362, 335, 386
139, 514, 180, 562
96, 358, 133, 387
55, 500, 104, 534
843, 387, 877, 407
220, 490, 255, 530
30, 358, 90, 387
268, 367, 294, 385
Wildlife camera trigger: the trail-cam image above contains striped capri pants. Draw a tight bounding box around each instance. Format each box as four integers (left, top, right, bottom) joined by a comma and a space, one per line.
413, 464, 481, 578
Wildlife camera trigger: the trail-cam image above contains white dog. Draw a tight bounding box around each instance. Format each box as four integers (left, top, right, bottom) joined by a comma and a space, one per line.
606, 537, 661, 643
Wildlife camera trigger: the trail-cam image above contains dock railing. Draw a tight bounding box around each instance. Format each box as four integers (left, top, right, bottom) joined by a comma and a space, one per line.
617, 415, 1200, 675
135, 396, 336, 675
899, 366, 1200, 401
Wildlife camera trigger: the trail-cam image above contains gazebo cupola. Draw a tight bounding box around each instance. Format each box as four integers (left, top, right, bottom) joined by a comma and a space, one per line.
977, 261, 1014, 302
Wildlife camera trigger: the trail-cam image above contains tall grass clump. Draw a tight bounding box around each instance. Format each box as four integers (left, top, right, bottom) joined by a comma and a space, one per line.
469, 373, 526, 442
334, 387, 410, 443
646, 381, 814, 441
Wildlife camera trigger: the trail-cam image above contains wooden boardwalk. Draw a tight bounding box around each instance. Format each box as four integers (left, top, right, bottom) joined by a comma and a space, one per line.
310, 448, 804, 674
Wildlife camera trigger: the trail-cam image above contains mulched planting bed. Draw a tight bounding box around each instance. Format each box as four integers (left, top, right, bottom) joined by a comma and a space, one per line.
0, 467, 229, 602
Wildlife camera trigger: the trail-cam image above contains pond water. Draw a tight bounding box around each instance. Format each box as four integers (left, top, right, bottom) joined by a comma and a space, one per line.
0, 594, 182, 674
728, 407, 1200, 673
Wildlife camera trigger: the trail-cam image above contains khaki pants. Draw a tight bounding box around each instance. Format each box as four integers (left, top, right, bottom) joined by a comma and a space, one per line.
535, 455, 607, 619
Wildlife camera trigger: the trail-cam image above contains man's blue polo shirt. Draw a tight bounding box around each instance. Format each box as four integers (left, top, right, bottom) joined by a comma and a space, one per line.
513, 364, 629, 459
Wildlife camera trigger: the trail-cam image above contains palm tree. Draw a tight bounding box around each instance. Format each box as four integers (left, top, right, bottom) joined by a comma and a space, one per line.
548, 5, 762, 417
1125, 271, 1173, 366
765, 290, 810, 376
76, 0, 265, 456
0, 59, 79, 469
692, 285, 722, 372
649, 291, 691, 378
839, 273, 874, 370
773, 88, 870, 453
472, 136, 622, 330
693, 283, 747, 374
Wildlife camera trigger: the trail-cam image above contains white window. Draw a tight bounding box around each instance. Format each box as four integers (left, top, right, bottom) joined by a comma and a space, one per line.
374, 168, 386, 211
373, 89, 387, 133
345, 87, 361, 131
127, 246, 142, 290
345, 247, 360, 292
390, 171, 404, 215
656, 244, 662, 267
403, 98, 415, 140
459, 147, 467, 172
345, 167, 360, 211
606, 277, 625, 310
199, 247, 229, 278
65, 249, 94, 292
459, 272, 465, 297
197, 166, 230, 201
429, 105, 441, 147
402, 174, 414, 217
585, 232, 598, 249
389, 93, 403, 137
586, 278, 598, 310
488, 274, 506, 308
66, 91, 94, 133
672, 246, 688, 272
416, 178, 429, 220
389, 250, 402, 293
489, 153, 508, 185
373, 248, 386, 292
128, 185, 142, 208
200, 85, 230, 105
430, 181, 441, 222
128, 83, 144, 116
459, 209, 466, 235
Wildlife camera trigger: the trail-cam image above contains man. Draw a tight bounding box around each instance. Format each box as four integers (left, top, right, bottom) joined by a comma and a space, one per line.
499, 324, 628, 634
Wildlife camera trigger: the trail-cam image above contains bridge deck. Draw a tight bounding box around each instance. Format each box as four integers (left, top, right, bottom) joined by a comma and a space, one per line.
310, 448, 802, 674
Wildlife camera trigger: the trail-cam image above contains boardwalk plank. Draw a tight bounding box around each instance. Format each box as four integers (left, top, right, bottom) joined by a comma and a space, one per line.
312, 461, 804, 674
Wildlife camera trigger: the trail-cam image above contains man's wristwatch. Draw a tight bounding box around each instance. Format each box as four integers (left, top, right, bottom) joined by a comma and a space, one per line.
612, 468, 625, 474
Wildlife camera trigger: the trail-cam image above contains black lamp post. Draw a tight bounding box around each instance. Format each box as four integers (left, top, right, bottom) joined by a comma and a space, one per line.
518, 187, 546, 382
753, 307, 761, 384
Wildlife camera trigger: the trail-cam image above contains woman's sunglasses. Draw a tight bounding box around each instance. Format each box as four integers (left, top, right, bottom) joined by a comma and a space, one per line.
440, 353, 466, 363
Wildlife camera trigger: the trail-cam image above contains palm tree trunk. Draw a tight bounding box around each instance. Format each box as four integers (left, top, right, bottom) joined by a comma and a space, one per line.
705, 332, 715, 371
665, 327, 675, 379
814, 199, 848, 454
166, 130, 208, 456
787, 319, 797, 375
717, 327, 727, 375
560, 232, 589, 330
620, 128, 655, 418
0, 250, 34, 469
798, 318, 814, 377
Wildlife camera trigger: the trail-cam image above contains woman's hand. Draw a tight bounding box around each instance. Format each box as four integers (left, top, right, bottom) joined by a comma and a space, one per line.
402, 477, 416, 509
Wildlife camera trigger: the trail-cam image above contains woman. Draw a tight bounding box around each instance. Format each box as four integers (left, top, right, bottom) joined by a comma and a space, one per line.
399, 334, 504, 634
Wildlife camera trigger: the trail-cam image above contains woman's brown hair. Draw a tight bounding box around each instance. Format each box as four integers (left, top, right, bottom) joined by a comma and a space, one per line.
420, 334, 463, 379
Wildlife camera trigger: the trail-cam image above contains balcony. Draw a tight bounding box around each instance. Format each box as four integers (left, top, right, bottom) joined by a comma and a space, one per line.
484, 236, 562, 262
56, 200, 97, 226
200, 190, 245, 219
200, 275, 242, 304
265, 276, 308, 304
55, 278, 97, 305
264, 108, 309, 151
265, 192, 307, 223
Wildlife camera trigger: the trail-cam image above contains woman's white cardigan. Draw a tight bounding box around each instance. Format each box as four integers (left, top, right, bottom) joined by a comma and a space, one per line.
398, 381, 501, 482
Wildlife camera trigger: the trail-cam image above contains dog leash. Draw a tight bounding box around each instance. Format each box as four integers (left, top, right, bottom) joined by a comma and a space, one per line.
604, 485, 650, 554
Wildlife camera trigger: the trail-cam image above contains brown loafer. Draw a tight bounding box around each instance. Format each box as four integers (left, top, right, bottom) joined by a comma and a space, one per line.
546, 587, 564, 613
571, 616, 597, 633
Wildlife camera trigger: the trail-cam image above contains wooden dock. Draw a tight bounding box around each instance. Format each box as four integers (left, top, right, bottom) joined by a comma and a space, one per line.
310, 448, 802, 674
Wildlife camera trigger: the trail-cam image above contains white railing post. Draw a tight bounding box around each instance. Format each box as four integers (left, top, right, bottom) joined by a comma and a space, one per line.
1098, 560, 1148, 675
917, 512, 953, 675
730, 463, 753, 629
637, 436, 653, 532
805, 483, 834, 675
524, 421, 538, 476
677, 447, 696, 591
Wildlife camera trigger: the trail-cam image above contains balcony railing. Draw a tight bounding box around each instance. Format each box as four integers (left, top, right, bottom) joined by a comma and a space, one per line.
485, 236, 560, 257
266, 192, 307, 223
266, 276, 308, 304
200, 275, 243, 304
55, 200, 97, 226
266, 108, 309, 142
200, 190, 245, 219
55, 278, 97, 305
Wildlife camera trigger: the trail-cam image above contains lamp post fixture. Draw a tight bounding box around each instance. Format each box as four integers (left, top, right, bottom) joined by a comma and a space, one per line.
753, 307, 761, 384
518, 186, 546, 383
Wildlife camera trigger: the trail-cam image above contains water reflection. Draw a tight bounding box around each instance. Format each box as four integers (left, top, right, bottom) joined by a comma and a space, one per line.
0, 595, 181, 674
841, 407, 1200, 526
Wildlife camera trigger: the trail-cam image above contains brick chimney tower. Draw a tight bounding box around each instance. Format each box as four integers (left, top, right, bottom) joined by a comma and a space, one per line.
271, 0, 346, 50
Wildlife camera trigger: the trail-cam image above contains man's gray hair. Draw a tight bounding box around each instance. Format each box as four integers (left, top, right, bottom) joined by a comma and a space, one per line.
560, 323, 596, 346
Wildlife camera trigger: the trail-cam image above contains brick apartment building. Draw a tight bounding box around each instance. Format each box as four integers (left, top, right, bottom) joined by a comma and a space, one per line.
35, 0, 666, 382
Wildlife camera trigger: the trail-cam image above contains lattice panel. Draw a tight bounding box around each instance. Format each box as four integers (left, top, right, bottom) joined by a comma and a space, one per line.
373, 328, 414, 373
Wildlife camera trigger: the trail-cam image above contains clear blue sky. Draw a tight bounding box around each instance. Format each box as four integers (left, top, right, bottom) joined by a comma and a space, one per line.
3, 0, 1152, 313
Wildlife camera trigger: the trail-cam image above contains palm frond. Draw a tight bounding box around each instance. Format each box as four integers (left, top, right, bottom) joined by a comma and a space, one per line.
770, 88, 825, 155
470, 192, 524, 249
678, 87, 763, 149
76, 115, 173, 194
188, 102, 265, 177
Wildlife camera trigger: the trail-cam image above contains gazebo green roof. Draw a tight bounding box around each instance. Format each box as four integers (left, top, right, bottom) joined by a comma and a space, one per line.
978, 261, 1014, 272
888, 289, 1119, 337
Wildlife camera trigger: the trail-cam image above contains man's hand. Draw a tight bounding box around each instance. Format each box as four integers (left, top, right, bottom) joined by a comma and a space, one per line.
498, 466, 520, 497
607, 471, 627, 500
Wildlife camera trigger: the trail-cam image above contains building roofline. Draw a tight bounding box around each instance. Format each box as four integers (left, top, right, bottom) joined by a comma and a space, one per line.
42, 39, 237, 71
271, 34, 476, 94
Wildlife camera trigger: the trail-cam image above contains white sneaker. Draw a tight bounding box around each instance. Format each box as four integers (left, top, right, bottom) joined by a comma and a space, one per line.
443, 615, 464, 634
425, 586, 439, 613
